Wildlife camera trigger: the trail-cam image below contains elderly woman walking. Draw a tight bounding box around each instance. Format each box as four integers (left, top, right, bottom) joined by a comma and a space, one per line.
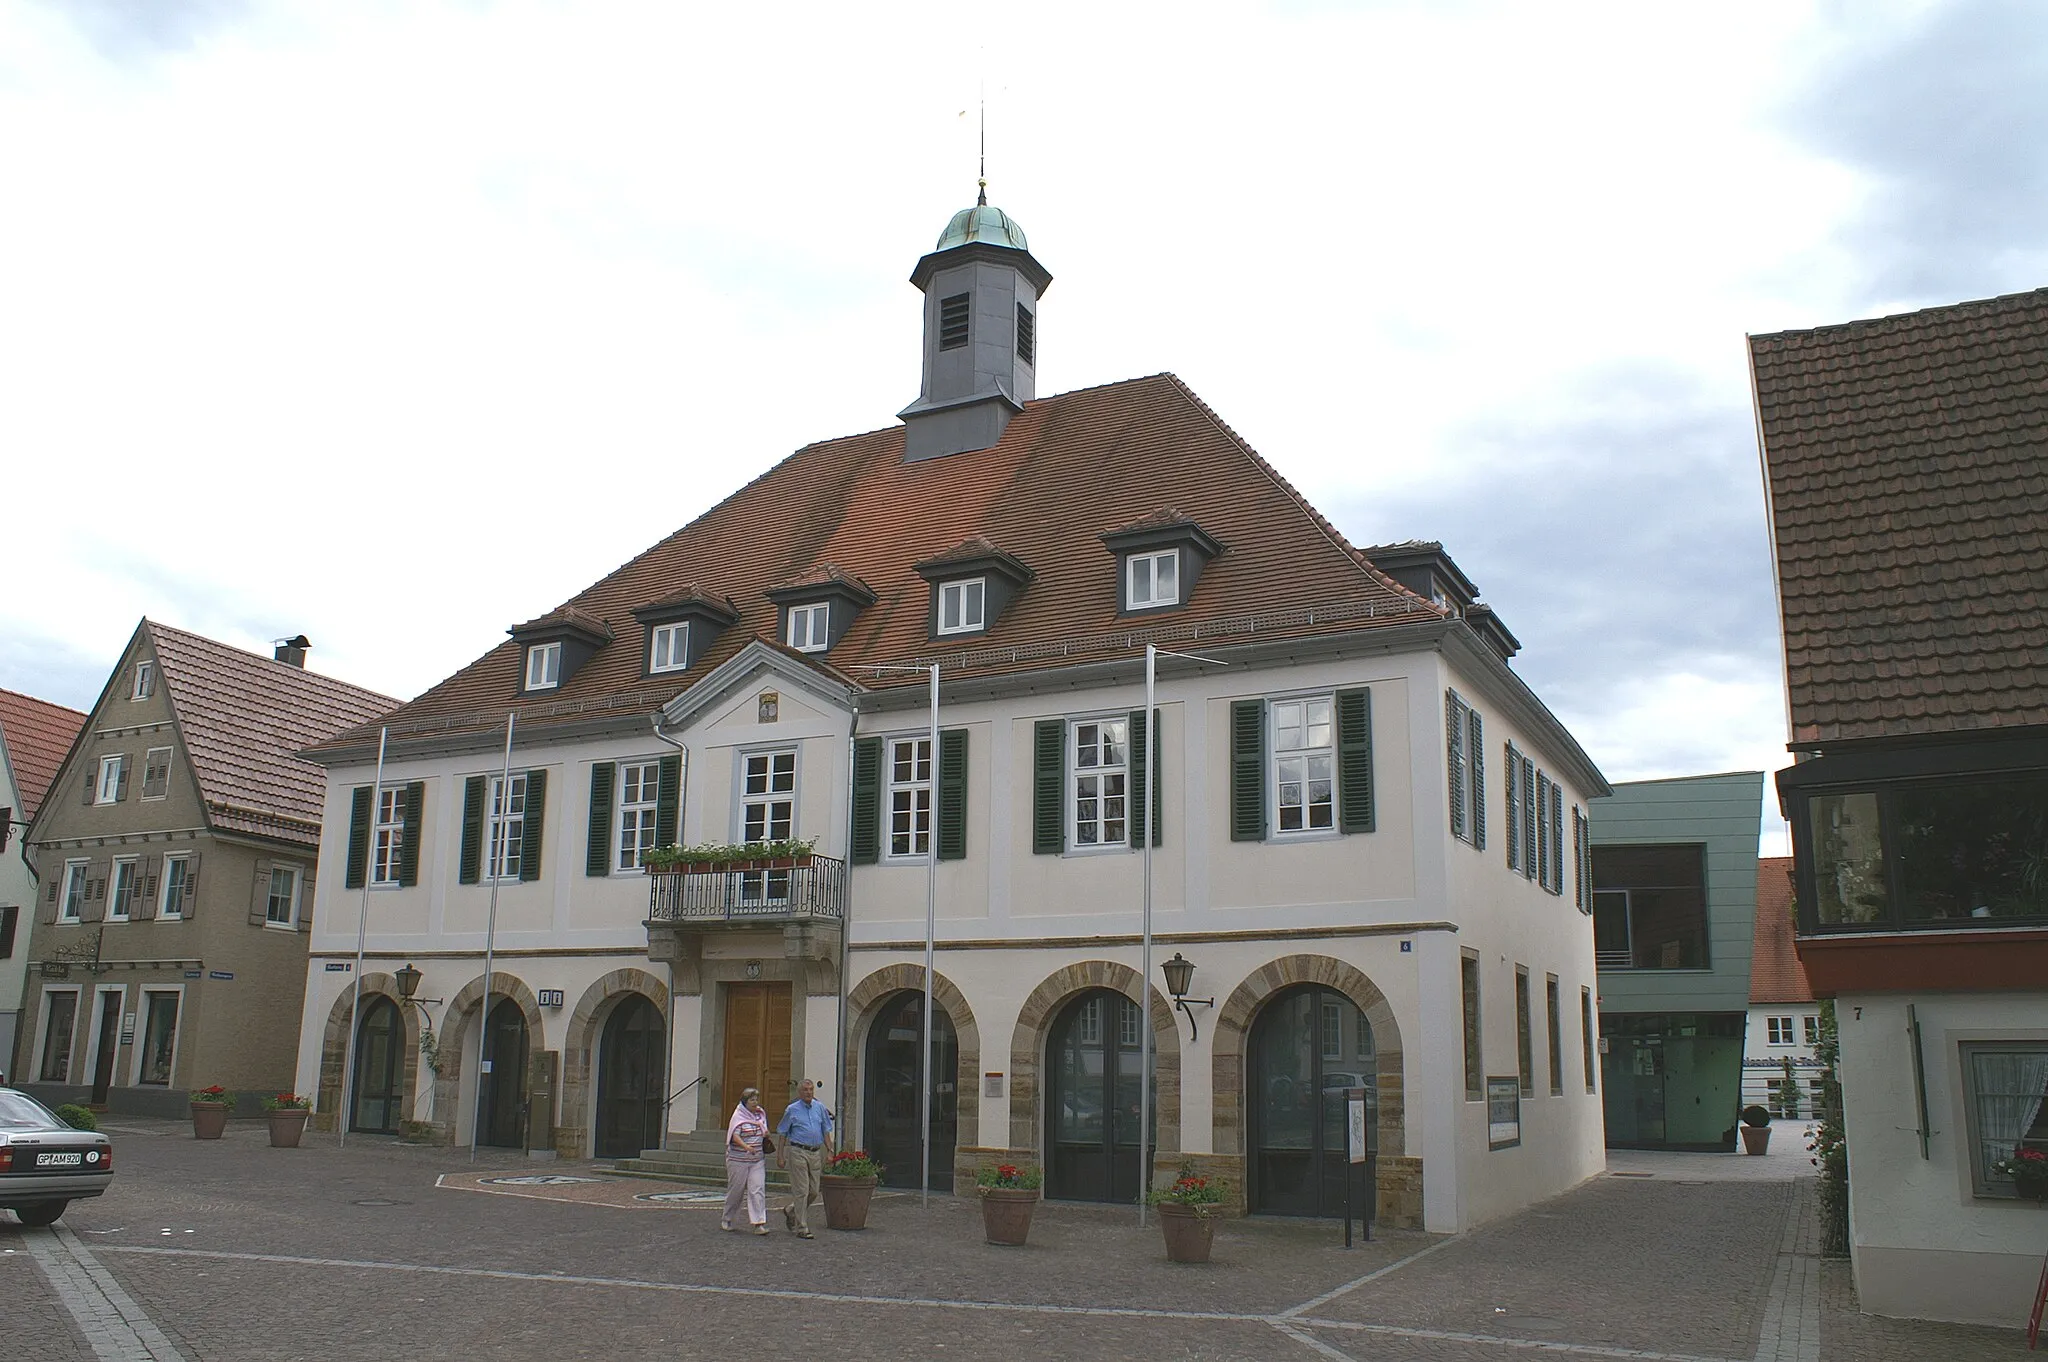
723, 1087, 772, 1234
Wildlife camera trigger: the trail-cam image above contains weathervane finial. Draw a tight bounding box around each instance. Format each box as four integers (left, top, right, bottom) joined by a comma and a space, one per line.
977, 92, 987, 206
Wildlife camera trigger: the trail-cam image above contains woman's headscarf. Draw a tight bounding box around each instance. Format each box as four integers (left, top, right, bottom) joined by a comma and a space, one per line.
727, 1089, 767, 1155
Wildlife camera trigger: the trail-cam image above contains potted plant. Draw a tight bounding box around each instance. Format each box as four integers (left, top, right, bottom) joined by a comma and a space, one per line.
1740, 1104, 1773, 1155
644, 838, 820, 875
976, 1161, 1043, 1246
1150, 1162, 1228, 1263
263, 1093, 312, 1148
1994, 1146, 2048, 1203
820, 1149, 884, 1230
189, 1085, 235, 1139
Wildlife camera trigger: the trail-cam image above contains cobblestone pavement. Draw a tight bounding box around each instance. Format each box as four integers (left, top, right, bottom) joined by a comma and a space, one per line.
0, 1119, 2031, 1360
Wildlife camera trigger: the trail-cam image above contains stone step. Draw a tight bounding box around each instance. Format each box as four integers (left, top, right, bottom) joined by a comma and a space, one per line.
610, 1153, 791, 1190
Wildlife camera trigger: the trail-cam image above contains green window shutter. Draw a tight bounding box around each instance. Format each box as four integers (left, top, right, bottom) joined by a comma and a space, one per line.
1504, 745, 1521, 872
1230, 699, 1267, 842
1522, 758, 1538, 881
344, 785, 373, 890
586, 762, 616, 877
1445, 691, 1466, 841
850, 737, 882, 865
1032, 719, 1066, 854
520, 769, 548, 882
1469, 711, 1486, 851
399, 782, 424, 887
1126, 709, 1163, 848
938, 728, 968, 861
458, 776, 485, 885
1549, 781, 1565, 895
1336, 688, 1374, 834
655, 754, 682, 848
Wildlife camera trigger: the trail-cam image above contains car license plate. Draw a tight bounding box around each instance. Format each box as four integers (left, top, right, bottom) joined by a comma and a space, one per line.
35, 1152, 83, 1167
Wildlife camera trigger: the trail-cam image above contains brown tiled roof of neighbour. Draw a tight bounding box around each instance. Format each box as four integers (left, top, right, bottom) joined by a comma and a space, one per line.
1750, 289, 2048, 742
1749, 856, 1812, 1005
146, 622, 398, 845
326, 373, 1438, 747
0, 688, 88, 819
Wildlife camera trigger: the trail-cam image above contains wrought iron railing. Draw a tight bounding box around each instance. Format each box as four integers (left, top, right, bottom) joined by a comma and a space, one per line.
646, 856, 847, 924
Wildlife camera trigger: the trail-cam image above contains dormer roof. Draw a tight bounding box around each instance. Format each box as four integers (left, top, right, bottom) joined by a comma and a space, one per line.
508, 605, 613, 647
765, 565, 879, 607
631, 587, 740, 627
913, 537, 1033, 587
1100, 508, 1225, 559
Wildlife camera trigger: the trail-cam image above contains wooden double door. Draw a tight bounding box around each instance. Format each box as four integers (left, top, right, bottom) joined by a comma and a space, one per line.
722, 983, 793, 1120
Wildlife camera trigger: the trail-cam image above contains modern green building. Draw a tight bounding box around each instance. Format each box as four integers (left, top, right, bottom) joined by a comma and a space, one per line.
1589, 772, 1763, 1150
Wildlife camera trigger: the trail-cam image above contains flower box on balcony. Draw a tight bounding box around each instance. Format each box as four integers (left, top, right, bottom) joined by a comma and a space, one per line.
642, 840, 819, 876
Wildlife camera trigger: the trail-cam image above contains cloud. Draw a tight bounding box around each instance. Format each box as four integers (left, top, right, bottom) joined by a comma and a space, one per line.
1781, 0, 2048, 302
35, 0, 245, 61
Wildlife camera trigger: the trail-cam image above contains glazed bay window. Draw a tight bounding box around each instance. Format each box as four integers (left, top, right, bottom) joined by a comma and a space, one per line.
264, 866, 298, 927
1961, 1042, 2048, 1198
1802, 772, 2048, 929
1592, 844, 1709, 970
648, 621, 689, 674
524, 641, 562, 691
486, 774, 529, 881
937, 579, 985, 635
1126, 549, 1178, 609
1272, 697, 1335, 835
739, 749, 797, 900
787, 602, 829, 653
373, 787, 406, 885
886, 737, 933, 859
616, 761, 661, 872
1071, 718, 1129, 849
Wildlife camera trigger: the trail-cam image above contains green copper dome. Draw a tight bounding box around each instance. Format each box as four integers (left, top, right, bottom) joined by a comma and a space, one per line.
935, 202, 1028, 252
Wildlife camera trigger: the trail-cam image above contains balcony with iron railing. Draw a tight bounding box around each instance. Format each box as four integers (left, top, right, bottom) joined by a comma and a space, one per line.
645, 856, 847, 927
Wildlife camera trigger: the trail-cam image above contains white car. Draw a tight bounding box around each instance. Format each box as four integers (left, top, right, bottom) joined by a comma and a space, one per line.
0, 1089, 114, 1226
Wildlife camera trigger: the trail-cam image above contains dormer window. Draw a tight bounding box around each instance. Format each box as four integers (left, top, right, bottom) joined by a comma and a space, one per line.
649, 622, 689, 674
525, 641, 562, 690
938, 579, 985, 635
1101, 510, 1224, 617
788, 603, 829, 652
1127, 551, 1179, 609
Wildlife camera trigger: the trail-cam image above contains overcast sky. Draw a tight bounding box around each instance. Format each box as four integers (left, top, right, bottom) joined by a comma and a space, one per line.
5, 0, 2044, 854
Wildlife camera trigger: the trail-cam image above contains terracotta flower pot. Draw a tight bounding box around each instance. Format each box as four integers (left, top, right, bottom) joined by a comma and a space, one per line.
820, 1174, 878, 1230
1740, 1124, 1772, 1155
979, 1187, 1038, 1246
1157, 1202, 1217, 1263
268, 1110, 310, 1148
191, 1103, 230, 1140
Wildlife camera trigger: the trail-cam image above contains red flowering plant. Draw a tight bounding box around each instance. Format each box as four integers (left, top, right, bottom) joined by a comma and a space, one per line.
188, 1085, 236, 1110
826, 1149, 884, 1179
262, 1093, 312, 1112
1993, 1145, 2048, 1198
975, 1161, 1043, 1193
1148, 1160, 1229, 1215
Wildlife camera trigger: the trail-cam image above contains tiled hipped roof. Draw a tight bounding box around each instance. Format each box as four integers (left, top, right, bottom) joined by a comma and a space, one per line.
334, 374, 1440, 745
0, 688, 88, 818
1749, 856, 1812, 1006
147, 623, 397, 843
1750, 289, 2048, 743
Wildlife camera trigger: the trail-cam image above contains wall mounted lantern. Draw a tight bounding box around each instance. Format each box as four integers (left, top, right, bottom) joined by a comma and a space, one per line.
1161, 952, 1214, 1042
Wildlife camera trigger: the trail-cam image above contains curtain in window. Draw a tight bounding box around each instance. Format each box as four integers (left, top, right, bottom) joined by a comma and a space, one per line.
1974, 1051, 2048, 1177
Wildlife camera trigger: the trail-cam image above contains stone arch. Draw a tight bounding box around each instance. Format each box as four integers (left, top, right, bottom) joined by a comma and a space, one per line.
1008, 960, 1181, 1163
842, 963, 981, 1164
315, 974, 421, 1133
558, 968, 669, 1161
431, 972, 544, 1137
1212, 953, 1406, 1160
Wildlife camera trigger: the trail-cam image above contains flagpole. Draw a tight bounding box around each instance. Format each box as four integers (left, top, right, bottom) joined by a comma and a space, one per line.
472, 711, 515, 1162
921, 663, 938, 1211
1139, 646, 1154, 1228
338, 726, 388, 1150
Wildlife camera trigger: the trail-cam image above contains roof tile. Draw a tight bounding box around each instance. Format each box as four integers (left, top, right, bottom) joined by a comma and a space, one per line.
0, 688, 88, 819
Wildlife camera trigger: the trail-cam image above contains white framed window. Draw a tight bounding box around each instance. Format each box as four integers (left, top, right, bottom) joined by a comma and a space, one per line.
738, 749, 797, 901
372, 787, 406, 886
524, 641, 562, 691
1321, 999, 1344, 1061
786, 603, 829, 653
1076, 996, 1102, 1045
649, 621, 689, 673
616, 760, 661, 872
142, 746, 172, 799
37, 988, 81, 1083
1803, 1015, 1821, 1046
159, 854, 192, 919
131, 660, 154, 700
1118, 1002, 1141, 1048
95, 754, 127, 804
108, 857, 139, 922
264, 866, 299, 928
885, 737, 932, 859
1766, 1016, 1794, 1046
486, 774, 529, 881
937, 579, 986, 635
133, 989, 182, 1086
1271, 697, 1336, 835
1070, 718, 1129, 849
1126, 550, 1179, 609
1961, 1042, 2048, 1198
60, 859, 89, 923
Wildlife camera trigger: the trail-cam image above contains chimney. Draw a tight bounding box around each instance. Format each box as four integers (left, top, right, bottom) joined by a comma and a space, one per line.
274, 635, 311, 668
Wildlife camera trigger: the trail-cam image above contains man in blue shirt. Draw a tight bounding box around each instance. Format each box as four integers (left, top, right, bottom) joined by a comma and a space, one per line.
775, 1078, 835, 1238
